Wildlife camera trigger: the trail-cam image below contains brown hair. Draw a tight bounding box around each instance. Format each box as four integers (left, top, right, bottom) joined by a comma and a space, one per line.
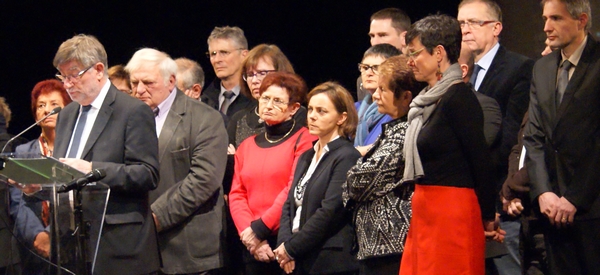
378, 55, 419, 98
53, 34, 108, 74
108, 65, 131, 88
259, 72, 307, 106
371, 8, 412, 33
307, 82, 358, 140
241, 44, 295, 98
0, 97, 11, 128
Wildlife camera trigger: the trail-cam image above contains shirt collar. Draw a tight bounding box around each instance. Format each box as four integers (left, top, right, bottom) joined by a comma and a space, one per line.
90, 79, 111, 109
313, 135, 340, 153
156, 87, 177, 117
475, 42, 500, 71
561, 35, 587, 67
220, 84, 240, 96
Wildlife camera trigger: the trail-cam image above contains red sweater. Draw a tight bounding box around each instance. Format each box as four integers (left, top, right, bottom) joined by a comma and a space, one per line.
229, 127, 316, 235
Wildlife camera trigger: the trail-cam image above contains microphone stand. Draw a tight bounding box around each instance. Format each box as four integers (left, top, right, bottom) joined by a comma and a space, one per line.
74, 182, 90, 275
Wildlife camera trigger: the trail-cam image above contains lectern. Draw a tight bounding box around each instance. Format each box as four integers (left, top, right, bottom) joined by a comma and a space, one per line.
0, 154, 109, 275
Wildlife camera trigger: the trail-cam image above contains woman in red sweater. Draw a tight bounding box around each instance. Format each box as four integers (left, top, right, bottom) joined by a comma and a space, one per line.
229, 72, 317, 275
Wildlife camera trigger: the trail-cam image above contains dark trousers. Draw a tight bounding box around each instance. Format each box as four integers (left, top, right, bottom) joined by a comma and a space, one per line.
359, 254, 401, 275
543, 217, 600, 275
520, 217, 547, 275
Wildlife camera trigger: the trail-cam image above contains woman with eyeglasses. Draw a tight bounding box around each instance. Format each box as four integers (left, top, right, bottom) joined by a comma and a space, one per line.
227, 44, 307, 153
274, 82, 360, 275
354, 44, 401, 155
399, 14, 498, 275
229, 72, 317, 275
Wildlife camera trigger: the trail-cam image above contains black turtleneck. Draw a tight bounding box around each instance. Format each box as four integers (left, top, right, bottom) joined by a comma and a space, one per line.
255, 119, 303, 148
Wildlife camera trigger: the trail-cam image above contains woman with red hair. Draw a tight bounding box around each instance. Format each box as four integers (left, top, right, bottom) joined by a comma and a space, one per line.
229, 72, 316, 275
11, 79, 71, 274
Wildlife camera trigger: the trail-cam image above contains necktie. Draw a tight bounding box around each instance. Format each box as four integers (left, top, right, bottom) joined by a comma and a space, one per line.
470, 64, 482, 89
556, 60, 573, 105
220, 91, 235, 114
67, 105, 92, 158
153, 107, 160, 117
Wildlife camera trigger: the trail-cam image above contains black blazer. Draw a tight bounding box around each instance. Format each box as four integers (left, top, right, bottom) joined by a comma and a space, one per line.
54, 84, 160, 274
525, 36, 600, 220
200, 78, 253, 119
477, 45, 534, 174
278, 138, 360, 274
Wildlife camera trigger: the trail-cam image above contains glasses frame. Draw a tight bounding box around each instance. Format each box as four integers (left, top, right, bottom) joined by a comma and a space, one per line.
243, 70, 277, 81
458, 20, 498, 29
55, 64, 95, 83
205, 48, 245, 59
358, 63, 380, 75
407, 48, 426, 61
259, 95, 289, 108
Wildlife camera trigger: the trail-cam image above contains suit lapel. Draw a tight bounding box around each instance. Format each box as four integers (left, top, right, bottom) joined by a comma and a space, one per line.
54, 103, 79, 157
158, 91, 185, 161
478, 45, 505, 96
555, 37, 597, 124
81, 86, 115, 160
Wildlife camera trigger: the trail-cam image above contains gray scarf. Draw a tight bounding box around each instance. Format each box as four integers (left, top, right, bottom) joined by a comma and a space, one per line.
403, 63, 463, 181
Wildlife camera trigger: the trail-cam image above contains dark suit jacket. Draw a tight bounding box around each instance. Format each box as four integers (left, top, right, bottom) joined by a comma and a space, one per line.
477, 45, 534, 176
524, 36, 600, 220
278, 138, 360, 274
150, 90, 227, 273
200, 78, 253, 118
474, 90, 502, 147
54, 84, 160, 275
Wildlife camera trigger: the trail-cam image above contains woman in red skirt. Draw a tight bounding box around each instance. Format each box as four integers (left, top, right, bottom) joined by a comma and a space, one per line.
400, 14, 501, 275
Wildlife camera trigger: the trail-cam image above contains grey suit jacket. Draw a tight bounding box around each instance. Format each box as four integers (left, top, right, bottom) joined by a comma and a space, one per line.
54, 84, 160, 275
524, 36, 600, 220
150, 90, 228, 273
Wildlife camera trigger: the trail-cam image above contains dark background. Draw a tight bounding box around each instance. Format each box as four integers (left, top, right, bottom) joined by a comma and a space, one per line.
1, 0, 599, 141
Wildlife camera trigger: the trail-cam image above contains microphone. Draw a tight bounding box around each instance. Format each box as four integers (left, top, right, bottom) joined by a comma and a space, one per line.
1, 107, 62, 154
57, 168, 106, 193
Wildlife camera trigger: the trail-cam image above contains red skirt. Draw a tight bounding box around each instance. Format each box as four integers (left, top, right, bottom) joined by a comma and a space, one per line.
399, 184, 485, 275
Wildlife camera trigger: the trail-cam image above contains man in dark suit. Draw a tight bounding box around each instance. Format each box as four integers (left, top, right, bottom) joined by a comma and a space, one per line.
458, 1, 534, 274
52, 34, 160, 275
201, 26, 253, 119
127, 48, 228, 275
524, 0, 600, 273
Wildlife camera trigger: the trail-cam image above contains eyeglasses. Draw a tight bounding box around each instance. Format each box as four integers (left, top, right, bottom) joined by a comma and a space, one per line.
55, 64, 95, 83
205, 48, 245, 59
358, 63, 380, 74
259, 95, 288, 107
243, 70, 276, 81
407, 48, 426, 61
458, 20, 497, 29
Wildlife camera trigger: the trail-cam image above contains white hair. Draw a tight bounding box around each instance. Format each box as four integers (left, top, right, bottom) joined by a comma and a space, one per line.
125, 48, 178, 85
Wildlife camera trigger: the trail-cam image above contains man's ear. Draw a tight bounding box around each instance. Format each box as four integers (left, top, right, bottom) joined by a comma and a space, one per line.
191, 84, 202, 99
460, 64, 469, 79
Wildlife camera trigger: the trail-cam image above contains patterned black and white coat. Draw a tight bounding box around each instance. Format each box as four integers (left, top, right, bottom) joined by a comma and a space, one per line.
343, 118, 413, 260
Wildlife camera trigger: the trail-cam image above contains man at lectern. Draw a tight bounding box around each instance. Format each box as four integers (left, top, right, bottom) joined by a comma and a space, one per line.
51, 34, 161, 275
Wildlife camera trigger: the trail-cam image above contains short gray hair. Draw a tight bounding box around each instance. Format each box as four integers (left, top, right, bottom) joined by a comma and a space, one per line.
175, 58, 205, 89
207, 26, 248, 49
541, 0, 592, 31
125, 48, 178, 86
53, 34, 108, 74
